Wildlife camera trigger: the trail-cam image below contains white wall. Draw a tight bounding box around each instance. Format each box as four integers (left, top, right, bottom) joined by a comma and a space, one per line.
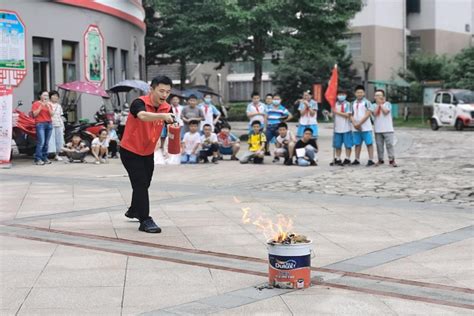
351, 0, 404, 29
409, 0, 473, 34
435, 0, 473, 34
407, 0, 436, 30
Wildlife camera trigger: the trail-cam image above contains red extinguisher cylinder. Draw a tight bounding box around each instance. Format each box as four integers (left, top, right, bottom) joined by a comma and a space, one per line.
167, 124, 181, 154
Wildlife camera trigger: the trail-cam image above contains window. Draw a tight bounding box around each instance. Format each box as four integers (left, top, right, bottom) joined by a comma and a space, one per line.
62, 41, 77, 83
107, 47, 117, 87
406, 0, 421, 14
340, 33, 361, 57
228, 60, 275, 74
33, 37, 52, 99
121, 50, 128, 80
435, 93, 442, 103
442, 93, 452, 104
407, 36, 421, 56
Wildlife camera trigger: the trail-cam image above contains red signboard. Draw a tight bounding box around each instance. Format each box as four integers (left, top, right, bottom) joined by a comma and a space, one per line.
312, 84, 322, 103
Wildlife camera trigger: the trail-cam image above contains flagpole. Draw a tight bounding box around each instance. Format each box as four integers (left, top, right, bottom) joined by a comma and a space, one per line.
329, 64, 338, 166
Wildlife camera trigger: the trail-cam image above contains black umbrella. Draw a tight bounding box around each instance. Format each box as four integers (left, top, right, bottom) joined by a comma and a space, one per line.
109, 80, 150, 94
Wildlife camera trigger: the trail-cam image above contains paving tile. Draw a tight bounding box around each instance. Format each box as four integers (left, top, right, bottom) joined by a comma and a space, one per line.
22, 287, 123, 309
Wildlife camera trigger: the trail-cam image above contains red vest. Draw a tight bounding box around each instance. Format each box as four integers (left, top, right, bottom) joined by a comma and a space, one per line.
121, 95, 171, 156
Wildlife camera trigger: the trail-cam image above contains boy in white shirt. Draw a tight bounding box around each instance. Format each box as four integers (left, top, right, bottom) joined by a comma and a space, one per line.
297, 90, 318, 139
198, 94, 221, 131
373, 89, 397, 167
273, 122, 296, 166
199, 123, 219, 164
246, 92, 267, 132
351, 85, 375, 166
181, 120, 201, 164
330, 90, 353, 166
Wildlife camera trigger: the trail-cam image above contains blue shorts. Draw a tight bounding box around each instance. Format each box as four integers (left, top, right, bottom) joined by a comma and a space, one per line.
333, 132, 353, 149
352, 131, 373, 146
297, 124, 318, 138
219, 146, 233, 155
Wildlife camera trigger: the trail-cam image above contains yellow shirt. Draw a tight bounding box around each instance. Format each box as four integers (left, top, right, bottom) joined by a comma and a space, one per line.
248, 132, 266, 152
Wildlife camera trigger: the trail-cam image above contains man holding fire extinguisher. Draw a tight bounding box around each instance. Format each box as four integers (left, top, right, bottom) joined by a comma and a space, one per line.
120, 75, 175, 233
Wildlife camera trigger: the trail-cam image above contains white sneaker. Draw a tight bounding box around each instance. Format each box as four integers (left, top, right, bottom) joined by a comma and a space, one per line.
100, 158, 106, 163
95, 160, 100, 165
55, 156, 63, 161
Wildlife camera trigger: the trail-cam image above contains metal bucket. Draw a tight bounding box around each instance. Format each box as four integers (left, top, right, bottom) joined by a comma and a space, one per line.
267, 240, 312, 289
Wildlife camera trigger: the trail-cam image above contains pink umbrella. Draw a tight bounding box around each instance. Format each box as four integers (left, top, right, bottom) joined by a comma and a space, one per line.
58, 81, 109, 98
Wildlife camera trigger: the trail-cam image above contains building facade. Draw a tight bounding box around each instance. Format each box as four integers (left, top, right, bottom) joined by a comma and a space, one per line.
347, 0, 474, 87
182, 0, 473, 103
3, 0, 146, 121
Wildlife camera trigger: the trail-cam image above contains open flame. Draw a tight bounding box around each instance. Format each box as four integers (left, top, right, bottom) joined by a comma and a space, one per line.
235, 197, 294, 243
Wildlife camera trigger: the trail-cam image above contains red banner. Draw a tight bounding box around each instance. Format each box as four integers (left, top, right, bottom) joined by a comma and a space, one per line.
324, 65, 338, 108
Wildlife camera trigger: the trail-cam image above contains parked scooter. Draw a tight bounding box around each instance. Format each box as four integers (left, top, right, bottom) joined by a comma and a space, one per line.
12, 101, 36, 156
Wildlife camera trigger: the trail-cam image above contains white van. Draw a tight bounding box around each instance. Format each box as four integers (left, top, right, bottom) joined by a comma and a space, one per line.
431, 89, 474, 131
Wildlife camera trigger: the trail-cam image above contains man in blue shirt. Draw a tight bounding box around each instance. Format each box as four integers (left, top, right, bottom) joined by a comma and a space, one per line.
265, 94, 292, 155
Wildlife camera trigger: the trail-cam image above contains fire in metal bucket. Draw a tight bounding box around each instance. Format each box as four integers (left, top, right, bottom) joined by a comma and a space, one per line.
234, 197, 312, 289
234, 197, 309, 244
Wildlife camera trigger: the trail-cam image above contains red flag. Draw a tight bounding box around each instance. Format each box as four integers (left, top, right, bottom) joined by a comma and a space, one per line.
325, 64, 338, 109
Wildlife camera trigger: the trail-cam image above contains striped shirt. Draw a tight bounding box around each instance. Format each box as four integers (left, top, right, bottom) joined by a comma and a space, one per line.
266, 105, 290, 125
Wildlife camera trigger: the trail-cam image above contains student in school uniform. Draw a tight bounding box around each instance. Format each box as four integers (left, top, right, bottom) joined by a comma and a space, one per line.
351, 85, 375, 166
330, 90, 353, 166
373, 89, 398, 167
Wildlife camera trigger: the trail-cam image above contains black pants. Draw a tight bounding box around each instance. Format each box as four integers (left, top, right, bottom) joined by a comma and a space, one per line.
199, 144, 219, 160
120, 147, 154, 222
109, 140, 118, 157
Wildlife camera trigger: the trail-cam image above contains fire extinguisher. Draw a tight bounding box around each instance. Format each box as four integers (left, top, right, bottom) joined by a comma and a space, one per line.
167, 121, 181, 155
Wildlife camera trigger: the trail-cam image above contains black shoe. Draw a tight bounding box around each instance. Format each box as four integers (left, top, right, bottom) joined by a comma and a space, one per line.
284, 158, 293, 166
352, 160, 360, 165
264, 151, 271, 156
310, 160, 317, 166
139, 218, 162, 233
367, 160, 375, 166
230, 156, 239, 161
272, 157, 280, 163
125, 209, 139, 220
43, 159, 52, 164
253, 157, 264, 164
202, 157, 209, 163
211, 157, 219, 164
342, 159, 351, 165
218, 156, 224, 160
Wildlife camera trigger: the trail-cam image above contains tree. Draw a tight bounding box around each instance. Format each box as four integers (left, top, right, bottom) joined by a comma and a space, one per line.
447, 47, 474, 90
398, 53, 453, 102
145, 0, 362, 92
144, 0, 229, 88
215, 0, 363, 93
272, 44, 358, 109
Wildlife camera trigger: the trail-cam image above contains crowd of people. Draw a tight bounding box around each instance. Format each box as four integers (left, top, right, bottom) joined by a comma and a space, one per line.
27, 83, 397, 168
172, 85, 397, 167
29, 90, 121, 165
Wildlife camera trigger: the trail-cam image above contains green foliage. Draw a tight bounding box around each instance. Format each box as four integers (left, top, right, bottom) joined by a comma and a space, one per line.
272, 45, 358, 108
226, 102, 248, 121
145, 0, 362, 92
447, 47, 474, 90
400, 53, 453, 82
